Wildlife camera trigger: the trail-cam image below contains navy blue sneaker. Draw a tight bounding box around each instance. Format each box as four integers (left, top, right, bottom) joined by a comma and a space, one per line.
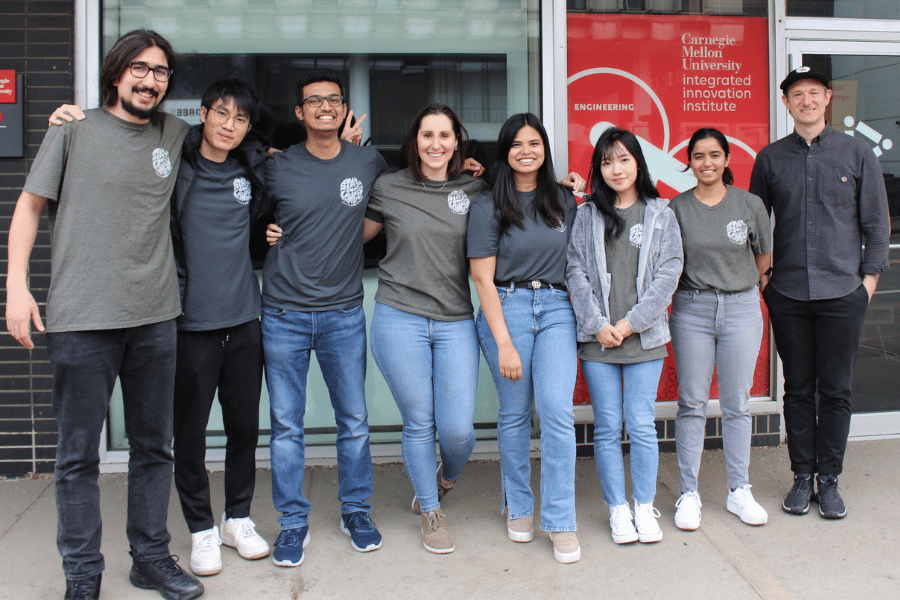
815, 475, 848, 519
340, 512, 383, 552
272, 527, 311, 567
782, 473, 814, 515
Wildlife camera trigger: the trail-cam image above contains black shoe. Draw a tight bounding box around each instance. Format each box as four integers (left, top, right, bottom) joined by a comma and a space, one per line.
130, 554, 204, 600
782, 473, 814, 515
815, 475, 848, 519
64, 574, 101, 600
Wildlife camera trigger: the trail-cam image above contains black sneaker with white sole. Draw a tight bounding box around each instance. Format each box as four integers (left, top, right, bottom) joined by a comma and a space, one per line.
815, 475, 848, 519
782, 473, 814, 515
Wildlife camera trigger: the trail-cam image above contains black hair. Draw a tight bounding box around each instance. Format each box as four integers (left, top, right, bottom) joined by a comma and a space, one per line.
99, 29, 176, 122
295, 69, 345, 107
404, 103, 468, 182
684, 128, 734, 185
201, 78, 261, 126
587, 127, 659, 239
491, 113, 564, 233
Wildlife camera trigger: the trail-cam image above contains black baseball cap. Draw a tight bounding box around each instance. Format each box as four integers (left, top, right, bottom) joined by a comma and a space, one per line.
780, 66, 830, 94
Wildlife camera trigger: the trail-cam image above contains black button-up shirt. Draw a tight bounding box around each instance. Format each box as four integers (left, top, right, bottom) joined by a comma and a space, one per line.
749, 125, 890, 301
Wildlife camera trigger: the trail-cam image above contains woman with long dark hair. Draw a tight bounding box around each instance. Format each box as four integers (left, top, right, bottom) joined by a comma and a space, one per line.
566, 127, 682, 545
669, 128, 771, 531
468, 113, 580, 563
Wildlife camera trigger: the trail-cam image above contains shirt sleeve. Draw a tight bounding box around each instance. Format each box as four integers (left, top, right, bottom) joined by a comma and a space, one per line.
858, 146, 891, 274
365, 176, 385, 223
747, 191, 772, 254
748, 150, 771, 214
23, 122, 70, 202
466, 193, 500, 258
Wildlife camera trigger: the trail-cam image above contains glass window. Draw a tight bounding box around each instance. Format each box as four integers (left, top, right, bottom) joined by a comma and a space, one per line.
566, 0, 766, 17
787, 1, 900, 19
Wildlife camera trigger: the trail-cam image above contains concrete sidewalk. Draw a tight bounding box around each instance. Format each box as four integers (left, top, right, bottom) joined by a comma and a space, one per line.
2, 439, 898, 599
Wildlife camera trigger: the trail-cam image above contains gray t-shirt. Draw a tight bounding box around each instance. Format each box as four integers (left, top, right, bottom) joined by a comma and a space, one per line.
671, 186, 772, 292
178, 155, 261, 331
579, 201, 667, 364
23, 108, 189, 332
365, 170, 488, 321
262, 141, 389, 311
467, 188, 577, 285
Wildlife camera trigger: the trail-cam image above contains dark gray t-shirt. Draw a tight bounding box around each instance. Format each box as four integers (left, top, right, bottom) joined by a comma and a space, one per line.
262, 141, 388, 311
467, 188, 577, 284
579, 201, 667, 364
178, 155, 261, 331
23, 109, 189, 332
671, 186, 772, 292
365, 169, 488, 321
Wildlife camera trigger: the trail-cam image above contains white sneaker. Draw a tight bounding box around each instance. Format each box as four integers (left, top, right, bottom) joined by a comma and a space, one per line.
190, 526, 222, 576
634, 501, 663, 543
608, 504, 638, 544
221, 514, 271, 560
727, 485, 768, 526
674, 491, 702, 531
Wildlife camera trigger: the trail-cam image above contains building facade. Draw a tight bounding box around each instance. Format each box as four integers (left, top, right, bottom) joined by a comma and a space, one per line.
1, 0, 898, 476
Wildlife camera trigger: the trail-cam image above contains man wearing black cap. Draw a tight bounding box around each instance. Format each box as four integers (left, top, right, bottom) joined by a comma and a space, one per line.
749, 67, 889, 519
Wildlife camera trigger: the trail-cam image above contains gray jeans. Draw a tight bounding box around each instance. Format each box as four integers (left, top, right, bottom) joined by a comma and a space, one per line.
670, 287, 763, 492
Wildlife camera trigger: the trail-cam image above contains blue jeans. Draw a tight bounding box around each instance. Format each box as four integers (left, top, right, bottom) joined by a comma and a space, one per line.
670, 287, 763, 492
476, 286, 577, 532
369, 302, 478, 513
46, 320, 178, 580
581, 358, 664, 506
262, 304, 373, 529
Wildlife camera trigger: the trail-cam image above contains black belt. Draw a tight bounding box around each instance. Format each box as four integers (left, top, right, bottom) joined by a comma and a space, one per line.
494, 280, 567, 290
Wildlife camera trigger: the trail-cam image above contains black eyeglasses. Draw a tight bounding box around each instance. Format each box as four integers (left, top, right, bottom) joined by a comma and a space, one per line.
126, 61, 172, 82
303, 94, 343, 108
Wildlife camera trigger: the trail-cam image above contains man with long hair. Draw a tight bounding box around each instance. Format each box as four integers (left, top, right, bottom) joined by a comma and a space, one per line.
5, 30, 201, 600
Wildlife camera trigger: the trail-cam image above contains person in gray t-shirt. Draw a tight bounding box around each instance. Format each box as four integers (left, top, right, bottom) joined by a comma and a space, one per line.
365, 104, 487, 555
468, 113, 582, 563
6, 30, 202, 600
669, 128, 772, 533
169, 79, 271, 576
261, 70, 387, 565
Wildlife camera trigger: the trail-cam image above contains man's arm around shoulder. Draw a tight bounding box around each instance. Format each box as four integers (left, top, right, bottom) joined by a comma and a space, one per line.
6, 192, 49, 349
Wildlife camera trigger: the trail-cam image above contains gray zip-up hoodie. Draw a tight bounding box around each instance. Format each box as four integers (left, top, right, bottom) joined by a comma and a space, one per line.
566, 197, 683, 350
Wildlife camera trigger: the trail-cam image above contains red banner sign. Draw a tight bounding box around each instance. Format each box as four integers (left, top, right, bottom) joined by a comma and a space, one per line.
0, 70, 15, 104
567, 15, 771, 402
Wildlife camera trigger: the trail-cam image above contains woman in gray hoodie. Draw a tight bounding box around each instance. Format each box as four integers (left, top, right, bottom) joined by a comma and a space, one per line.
566, 127, 682, 546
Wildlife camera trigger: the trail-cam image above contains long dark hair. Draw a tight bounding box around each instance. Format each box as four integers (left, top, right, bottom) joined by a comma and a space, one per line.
404, 103, 468, 182
684, 128, 734, 185
100, 29, 176, 120
587, 127, 658, 238
491, 113, 564, 233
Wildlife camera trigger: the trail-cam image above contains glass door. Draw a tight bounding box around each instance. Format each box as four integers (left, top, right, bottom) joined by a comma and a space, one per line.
786, 40, 900, 438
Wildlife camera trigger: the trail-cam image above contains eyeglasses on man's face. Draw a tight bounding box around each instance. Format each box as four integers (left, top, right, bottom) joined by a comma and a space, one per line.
209, 107, 251, 128
303, 94, 343, 108
126, 61, 172, 82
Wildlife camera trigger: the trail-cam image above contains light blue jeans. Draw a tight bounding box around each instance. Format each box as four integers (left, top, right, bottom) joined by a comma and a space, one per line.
262, 304, 373, 530
369, 302, 479, 513
582, 358, 664, 506
477, 286, 577, 532
670, 287, 763, 492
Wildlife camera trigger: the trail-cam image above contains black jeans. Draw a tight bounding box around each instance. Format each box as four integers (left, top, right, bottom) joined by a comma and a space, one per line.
762, 284, 869, 476
173, 319, 263, 533
46, 320, 177, 580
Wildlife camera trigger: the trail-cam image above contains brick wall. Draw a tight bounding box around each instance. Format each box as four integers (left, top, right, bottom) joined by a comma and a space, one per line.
0, 1, 74, 476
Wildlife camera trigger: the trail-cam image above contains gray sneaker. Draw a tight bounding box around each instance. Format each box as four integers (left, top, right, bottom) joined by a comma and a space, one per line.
782, 474, 814, 515
815, 475, 847, 519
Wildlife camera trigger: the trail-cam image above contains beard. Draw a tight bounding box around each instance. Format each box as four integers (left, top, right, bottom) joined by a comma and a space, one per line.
120, 86, 161, 120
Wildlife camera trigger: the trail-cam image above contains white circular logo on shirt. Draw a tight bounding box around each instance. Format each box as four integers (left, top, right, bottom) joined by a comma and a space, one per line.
152, 148, 172, 178
629, 223, 643, 248
233, 177, 251, 205
340, 177, 364, 206
447, 190, 470, 215
726, 219, 748, 245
